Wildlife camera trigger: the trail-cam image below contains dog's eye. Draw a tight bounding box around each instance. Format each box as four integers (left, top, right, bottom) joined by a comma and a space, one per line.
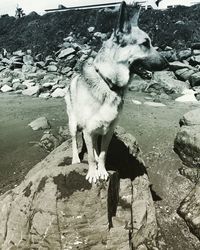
141, 39, 150, 48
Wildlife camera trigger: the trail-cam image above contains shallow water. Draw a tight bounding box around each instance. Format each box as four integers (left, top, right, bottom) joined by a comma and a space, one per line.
0, 93, 66, 193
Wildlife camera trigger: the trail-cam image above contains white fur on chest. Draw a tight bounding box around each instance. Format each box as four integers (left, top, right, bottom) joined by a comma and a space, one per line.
67, 75, 122, 135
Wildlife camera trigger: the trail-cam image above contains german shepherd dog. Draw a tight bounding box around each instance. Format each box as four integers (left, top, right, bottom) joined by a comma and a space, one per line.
65, 2, 168, 183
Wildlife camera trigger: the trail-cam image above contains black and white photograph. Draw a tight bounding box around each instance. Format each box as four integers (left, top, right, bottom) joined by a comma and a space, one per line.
0, 0, 200, 249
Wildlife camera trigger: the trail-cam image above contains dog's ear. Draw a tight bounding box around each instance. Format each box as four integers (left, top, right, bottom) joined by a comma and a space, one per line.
116, 2, 141, 35
129, 4, 141, 27
116, 1, 129, 33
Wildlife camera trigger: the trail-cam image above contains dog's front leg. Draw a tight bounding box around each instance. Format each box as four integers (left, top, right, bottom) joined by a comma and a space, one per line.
98, 128, 114, 180
83, 131, 99, 183
93, 134, 99, 162
71, 133, 80, 164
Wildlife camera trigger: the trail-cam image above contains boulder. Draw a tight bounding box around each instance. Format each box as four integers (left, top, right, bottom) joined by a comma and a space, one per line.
60, 66, 72, 74
22, 64, 37, 73
39, 92, 51, 99
47, 65, 58, 72
12, 80, 21, 90
160, 50, 178, 62
147, 71, 189, 95
178, 184, 200, 240
0, 66, 6, 72
164, 46, 173, 51
177, 49, 192, 60
51, 87, 66, 98
10, 56, 23, 68
94, 32, 107, 40
175, 68, 196, 82
189, 55, 200, 66
169, 61, 193, 71
42, 82, 56, 88
1, 58, 11, 65
180, 108, 200, 126
88, 26, 95, 32
1, 84, 13, 92
175, 92, 198, 103
39, 132, 59, 151
189, 72, 200, 87
15, 84, 27, 91
58, 48, 76, 59
174, 125, 200, 168
28, 117, 51, 131
191, 43, 200, 50
23, 80, 36, 88
193, 50, 200, 56
12, 50, 25, 57
36, 61, 45, 69
0, 127, 157, 250
63, 36, 75, 43
45, 55, 54, 66
23, 54, 34, 65
22, 86, 40, 96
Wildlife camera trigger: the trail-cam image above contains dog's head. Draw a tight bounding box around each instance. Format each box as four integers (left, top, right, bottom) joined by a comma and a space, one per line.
94, 2, 168, 89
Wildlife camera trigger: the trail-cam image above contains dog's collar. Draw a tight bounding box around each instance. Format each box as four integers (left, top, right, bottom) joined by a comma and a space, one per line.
94, 66, 125, 93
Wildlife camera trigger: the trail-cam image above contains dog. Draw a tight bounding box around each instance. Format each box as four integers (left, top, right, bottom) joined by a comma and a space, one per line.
65, 1, 168, 183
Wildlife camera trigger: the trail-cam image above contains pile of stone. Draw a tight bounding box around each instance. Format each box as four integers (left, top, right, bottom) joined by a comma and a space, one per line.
1, 29, 200, 102
162, 43, 200, 88
0, 30, 107, 98
129, 43, 200, 102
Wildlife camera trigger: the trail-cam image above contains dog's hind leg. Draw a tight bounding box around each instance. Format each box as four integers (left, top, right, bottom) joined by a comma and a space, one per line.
97, 127, 114, 180
83, 131, 99, 183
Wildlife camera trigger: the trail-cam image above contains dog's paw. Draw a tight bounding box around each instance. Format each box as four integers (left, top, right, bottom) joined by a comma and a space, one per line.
86, 167, 99, 183
97, 167, 109, 181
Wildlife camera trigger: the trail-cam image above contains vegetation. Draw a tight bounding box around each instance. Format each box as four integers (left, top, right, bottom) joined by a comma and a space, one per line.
0, 4, 200, 56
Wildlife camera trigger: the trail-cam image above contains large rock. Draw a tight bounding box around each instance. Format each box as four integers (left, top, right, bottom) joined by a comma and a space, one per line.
148, 71, 189, 95
23, 54, 34, 65
175, 68, 196, 82
0, 127, 157, 250
178, 183, 200, 240
177, 49, 192, 60
180, 108, 200, 126
22, 64, 37, 73
47, 64, 58, 72
58, 48, 76, 59
190, 55, 200, 65
1, 84, 13, 92
51, 87, 66, 98
28, 117, 51, 131
189, 72, 200, 87
160, 50, 178, 62
22, 86, 40, 96
169, 61, 193, 71
175, 92, 198, 103
174, 125, 200, 168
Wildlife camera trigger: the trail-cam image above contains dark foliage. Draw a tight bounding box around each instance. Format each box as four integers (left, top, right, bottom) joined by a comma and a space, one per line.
0, 4, 200, 56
